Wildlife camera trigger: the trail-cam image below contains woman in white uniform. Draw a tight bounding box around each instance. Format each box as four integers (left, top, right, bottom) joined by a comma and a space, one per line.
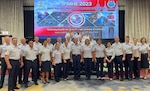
105, 42, 115, 80
63, 41, 71, 80
139, 37, 150, 80
39, 40, 52, 83
81, 39, 94, 80
52, 44, 64, 82
93, 39, 106, 80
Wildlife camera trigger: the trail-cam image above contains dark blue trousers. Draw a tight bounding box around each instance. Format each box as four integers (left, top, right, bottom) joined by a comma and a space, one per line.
0, 58, 7, 87
124, 54, 133, 79
63, 59, 70, 79
96, 57, 104, 78
84, 58, 92, 79
18, 56, 25, 83
114, 55, 124, 79
54, 64, 61, 82
24, 60, 38, 84
8, 60, 20, 91
107, 56, 113, 78
72, 55, 81, 79
133, 57, 141, 78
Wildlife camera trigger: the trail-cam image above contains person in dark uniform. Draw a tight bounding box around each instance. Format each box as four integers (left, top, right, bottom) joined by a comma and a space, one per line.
81, 39, 94, 80
39, 40, 52, 83
111, 36, 125, 81
132, 38, 141, 79
123, 36, 134, 80
0, 36, 10, 88
105, 42, 115, 81
24, 41, 39, 88
71, 38, 82, 80
139, 37, 150, 80
93, 39, 106, 80
52, 44, 63, 82
5, 37, 24, 91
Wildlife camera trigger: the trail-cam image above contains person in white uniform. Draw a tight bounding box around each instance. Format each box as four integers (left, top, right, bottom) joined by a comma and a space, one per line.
132, 38, 141, 79
52, 44, 63, 82
82, 30, 90, 42
18, 38, 28, 84
81, 39, 94, 80
39, 40, 52, 83
46, 37, 54, 51
0, 36, 11, 88
123, 36, 134, 80
24, 40, 39, 88
5, 37, 24, 91
65, 28, 74, 39
34, 36, 42, 79
62, 41, 71, 80
93, 39, 106, 80
139, 37, 150, 80
105, 42, 115, 81
111, 36, 125, 81
71, 38, 82, 80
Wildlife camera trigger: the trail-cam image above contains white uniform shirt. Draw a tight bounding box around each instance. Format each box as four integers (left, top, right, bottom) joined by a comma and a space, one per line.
139, 43, 150, 53
90, 39, 96, 47
105, 47, 115, 60
52, 49, 63, 64
123, 42, 133, 54
93, 44, 105, 58
0, 43, 10, 58
39, 46, 52, 61
54, 42, 63, 51
5, 44, 21, 60
63, 46, 71, 59
83, 35, 90, 42
18, 43, 28, 57
47, 43, 54, 51
133, 43, 140, 57
74, 33, 81, 38
111, 42, 124, 56
71, 44, 82, 55
65, 32, 74, 39
81, 44, 93, 58
24, 46, 38, 61
33, 42, 42, 54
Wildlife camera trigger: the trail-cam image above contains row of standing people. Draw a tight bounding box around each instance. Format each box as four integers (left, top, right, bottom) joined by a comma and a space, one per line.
0, 35, 150, 91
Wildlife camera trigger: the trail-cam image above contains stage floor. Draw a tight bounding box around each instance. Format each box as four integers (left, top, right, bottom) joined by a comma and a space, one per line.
0, 76, 150, 91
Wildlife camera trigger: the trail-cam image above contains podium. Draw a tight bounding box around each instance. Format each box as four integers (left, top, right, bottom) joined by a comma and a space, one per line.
0, 34, 12, 44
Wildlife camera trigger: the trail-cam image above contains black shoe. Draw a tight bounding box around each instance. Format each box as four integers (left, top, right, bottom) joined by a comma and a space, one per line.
34, 82, 38, 85
8, 90, 14, 91
0, 85, 3, 89
18, 81, 23, 84
14, 87, 19, 89
25, 84, 29, 88
120, 78, 124, 81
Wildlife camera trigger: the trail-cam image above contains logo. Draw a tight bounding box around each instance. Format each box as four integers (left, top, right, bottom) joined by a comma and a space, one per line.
107, 0, 116, 8
68, 13, 85, 27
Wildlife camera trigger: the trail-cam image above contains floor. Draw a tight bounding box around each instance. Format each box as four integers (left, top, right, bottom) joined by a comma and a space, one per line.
0, 76, 150, 91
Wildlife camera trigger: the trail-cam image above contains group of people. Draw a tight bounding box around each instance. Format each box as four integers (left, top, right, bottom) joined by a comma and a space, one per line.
0, 30, 150, 91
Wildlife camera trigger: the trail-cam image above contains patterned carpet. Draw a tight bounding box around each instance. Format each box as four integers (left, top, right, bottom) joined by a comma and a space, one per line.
0, 76, 150, 91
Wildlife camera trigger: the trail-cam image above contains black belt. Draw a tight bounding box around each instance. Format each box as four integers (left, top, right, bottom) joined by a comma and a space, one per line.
72, 54, 80, 56
115, 55, 123, 57
26, 59, 36, 62
141, 53, 148, 55
10, 59, 19, 61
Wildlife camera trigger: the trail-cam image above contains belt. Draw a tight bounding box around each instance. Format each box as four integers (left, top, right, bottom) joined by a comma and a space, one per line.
72, 54, 80, 56
26, 59, 36, 62
115, 55, 123, 57
10, 59, 19, 61
141, 53, 148, 55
